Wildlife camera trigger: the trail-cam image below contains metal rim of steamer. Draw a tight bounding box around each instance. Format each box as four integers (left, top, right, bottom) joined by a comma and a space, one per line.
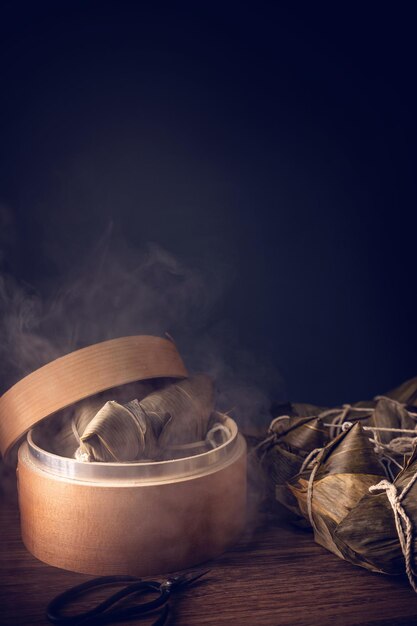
25, 414, 243, 483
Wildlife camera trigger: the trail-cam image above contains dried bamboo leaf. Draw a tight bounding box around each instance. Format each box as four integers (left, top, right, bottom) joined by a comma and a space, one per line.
324, 397, 417, 467
259, 416, 329, 518
386, 375, 417, 406
148, 374, 214, 448
371, 397, 416, 444
313, 421, 385, 478
334, 445, 417, 575
288, 423, 386, 560
52, 381, 154, 457
74, 375, 214, 462
77, 399, 164, 461
255, 375, 417, 579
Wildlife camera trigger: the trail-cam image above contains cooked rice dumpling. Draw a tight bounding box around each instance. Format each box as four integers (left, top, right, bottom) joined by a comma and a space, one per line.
334, 444, 417, 575
74, 374, 214, 462
75, 399, 165, 461
372, 396, 417, 444
288, 422, 386, 561
258, 415, 329, 519
145, 374, 214, 448
52, 381, 154, 458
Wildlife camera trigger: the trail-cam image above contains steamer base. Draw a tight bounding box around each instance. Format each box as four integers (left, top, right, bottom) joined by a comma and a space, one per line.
17, 430, 246, 576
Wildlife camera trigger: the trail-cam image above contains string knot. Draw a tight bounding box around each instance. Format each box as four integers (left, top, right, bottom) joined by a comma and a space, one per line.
388, 436, 417, 455
369, 473, 417, 593
253, 415, 291, 455
300, 447, 323, 473
369, 479, 399, 503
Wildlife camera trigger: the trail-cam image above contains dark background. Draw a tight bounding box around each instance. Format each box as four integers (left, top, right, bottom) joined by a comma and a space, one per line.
0, 1, 416, 409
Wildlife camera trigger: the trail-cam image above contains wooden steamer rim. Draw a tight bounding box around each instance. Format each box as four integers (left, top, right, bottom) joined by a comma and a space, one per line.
0, 335, 188, 460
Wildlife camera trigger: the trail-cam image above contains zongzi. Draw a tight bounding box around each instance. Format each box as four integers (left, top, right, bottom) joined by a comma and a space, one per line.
334, 443, 417, 578
74, 374, 215, 462
257, 415, 330, 520
288, 422, 386, 561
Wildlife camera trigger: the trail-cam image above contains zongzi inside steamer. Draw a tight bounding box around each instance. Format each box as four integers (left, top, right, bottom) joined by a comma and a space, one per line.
51, 380, 154, 458
74, 374, 215, 462
145, 374, 214, 448
75, 399, 165, 461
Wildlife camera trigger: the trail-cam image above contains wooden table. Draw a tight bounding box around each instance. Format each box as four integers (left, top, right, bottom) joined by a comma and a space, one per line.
2, 496, 417, 626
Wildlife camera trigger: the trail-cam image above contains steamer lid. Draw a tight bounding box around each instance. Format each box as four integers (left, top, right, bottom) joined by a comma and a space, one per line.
0, 335, 187, 461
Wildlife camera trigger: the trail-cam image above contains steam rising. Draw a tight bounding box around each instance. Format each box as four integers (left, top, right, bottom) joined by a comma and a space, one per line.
0, 208, 285, 502
0, 227, 217, 390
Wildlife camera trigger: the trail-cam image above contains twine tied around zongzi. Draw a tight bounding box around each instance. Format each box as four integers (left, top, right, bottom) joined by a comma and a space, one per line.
322, 404, 352, 439
324, 419, 417, 480
332, 421, 417, 437
252, 415, 291, 460
322, 399, 417, 440
370, 472, 417, 593
300, 446, 323, 473
369, 433, 417, 480
301, 447, 324, 535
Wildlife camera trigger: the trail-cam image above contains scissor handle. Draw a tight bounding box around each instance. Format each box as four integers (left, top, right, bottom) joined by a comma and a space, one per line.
46, 575, 170, 625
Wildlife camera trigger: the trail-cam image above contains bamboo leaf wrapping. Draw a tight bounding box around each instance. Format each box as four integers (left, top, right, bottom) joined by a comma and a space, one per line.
288, 423, 386, 562
334, 446, 417, 575
258, 374, 417, 582
75, 375, 214, 462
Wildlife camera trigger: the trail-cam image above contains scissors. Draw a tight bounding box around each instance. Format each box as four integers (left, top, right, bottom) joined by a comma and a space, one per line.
46, 569, 210, 625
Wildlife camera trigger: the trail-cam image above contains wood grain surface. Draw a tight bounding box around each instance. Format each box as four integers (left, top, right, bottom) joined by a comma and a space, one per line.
2, 500, 417, 626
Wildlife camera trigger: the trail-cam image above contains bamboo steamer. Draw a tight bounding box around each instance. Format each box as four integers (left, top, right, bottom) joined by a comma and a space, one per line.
0, 336, 247, 576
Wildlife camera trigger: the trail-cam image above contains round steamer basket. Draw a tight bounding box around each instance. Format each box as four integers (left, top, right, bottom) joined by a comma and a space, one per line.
18, 415, 246, 576
0, 335, 247, 576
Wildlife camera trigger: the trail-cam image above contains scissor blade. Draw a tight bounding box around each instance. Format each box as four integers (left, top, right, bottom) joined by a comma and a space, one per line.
168, 568, 211, 590
181, 569, 211, 586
